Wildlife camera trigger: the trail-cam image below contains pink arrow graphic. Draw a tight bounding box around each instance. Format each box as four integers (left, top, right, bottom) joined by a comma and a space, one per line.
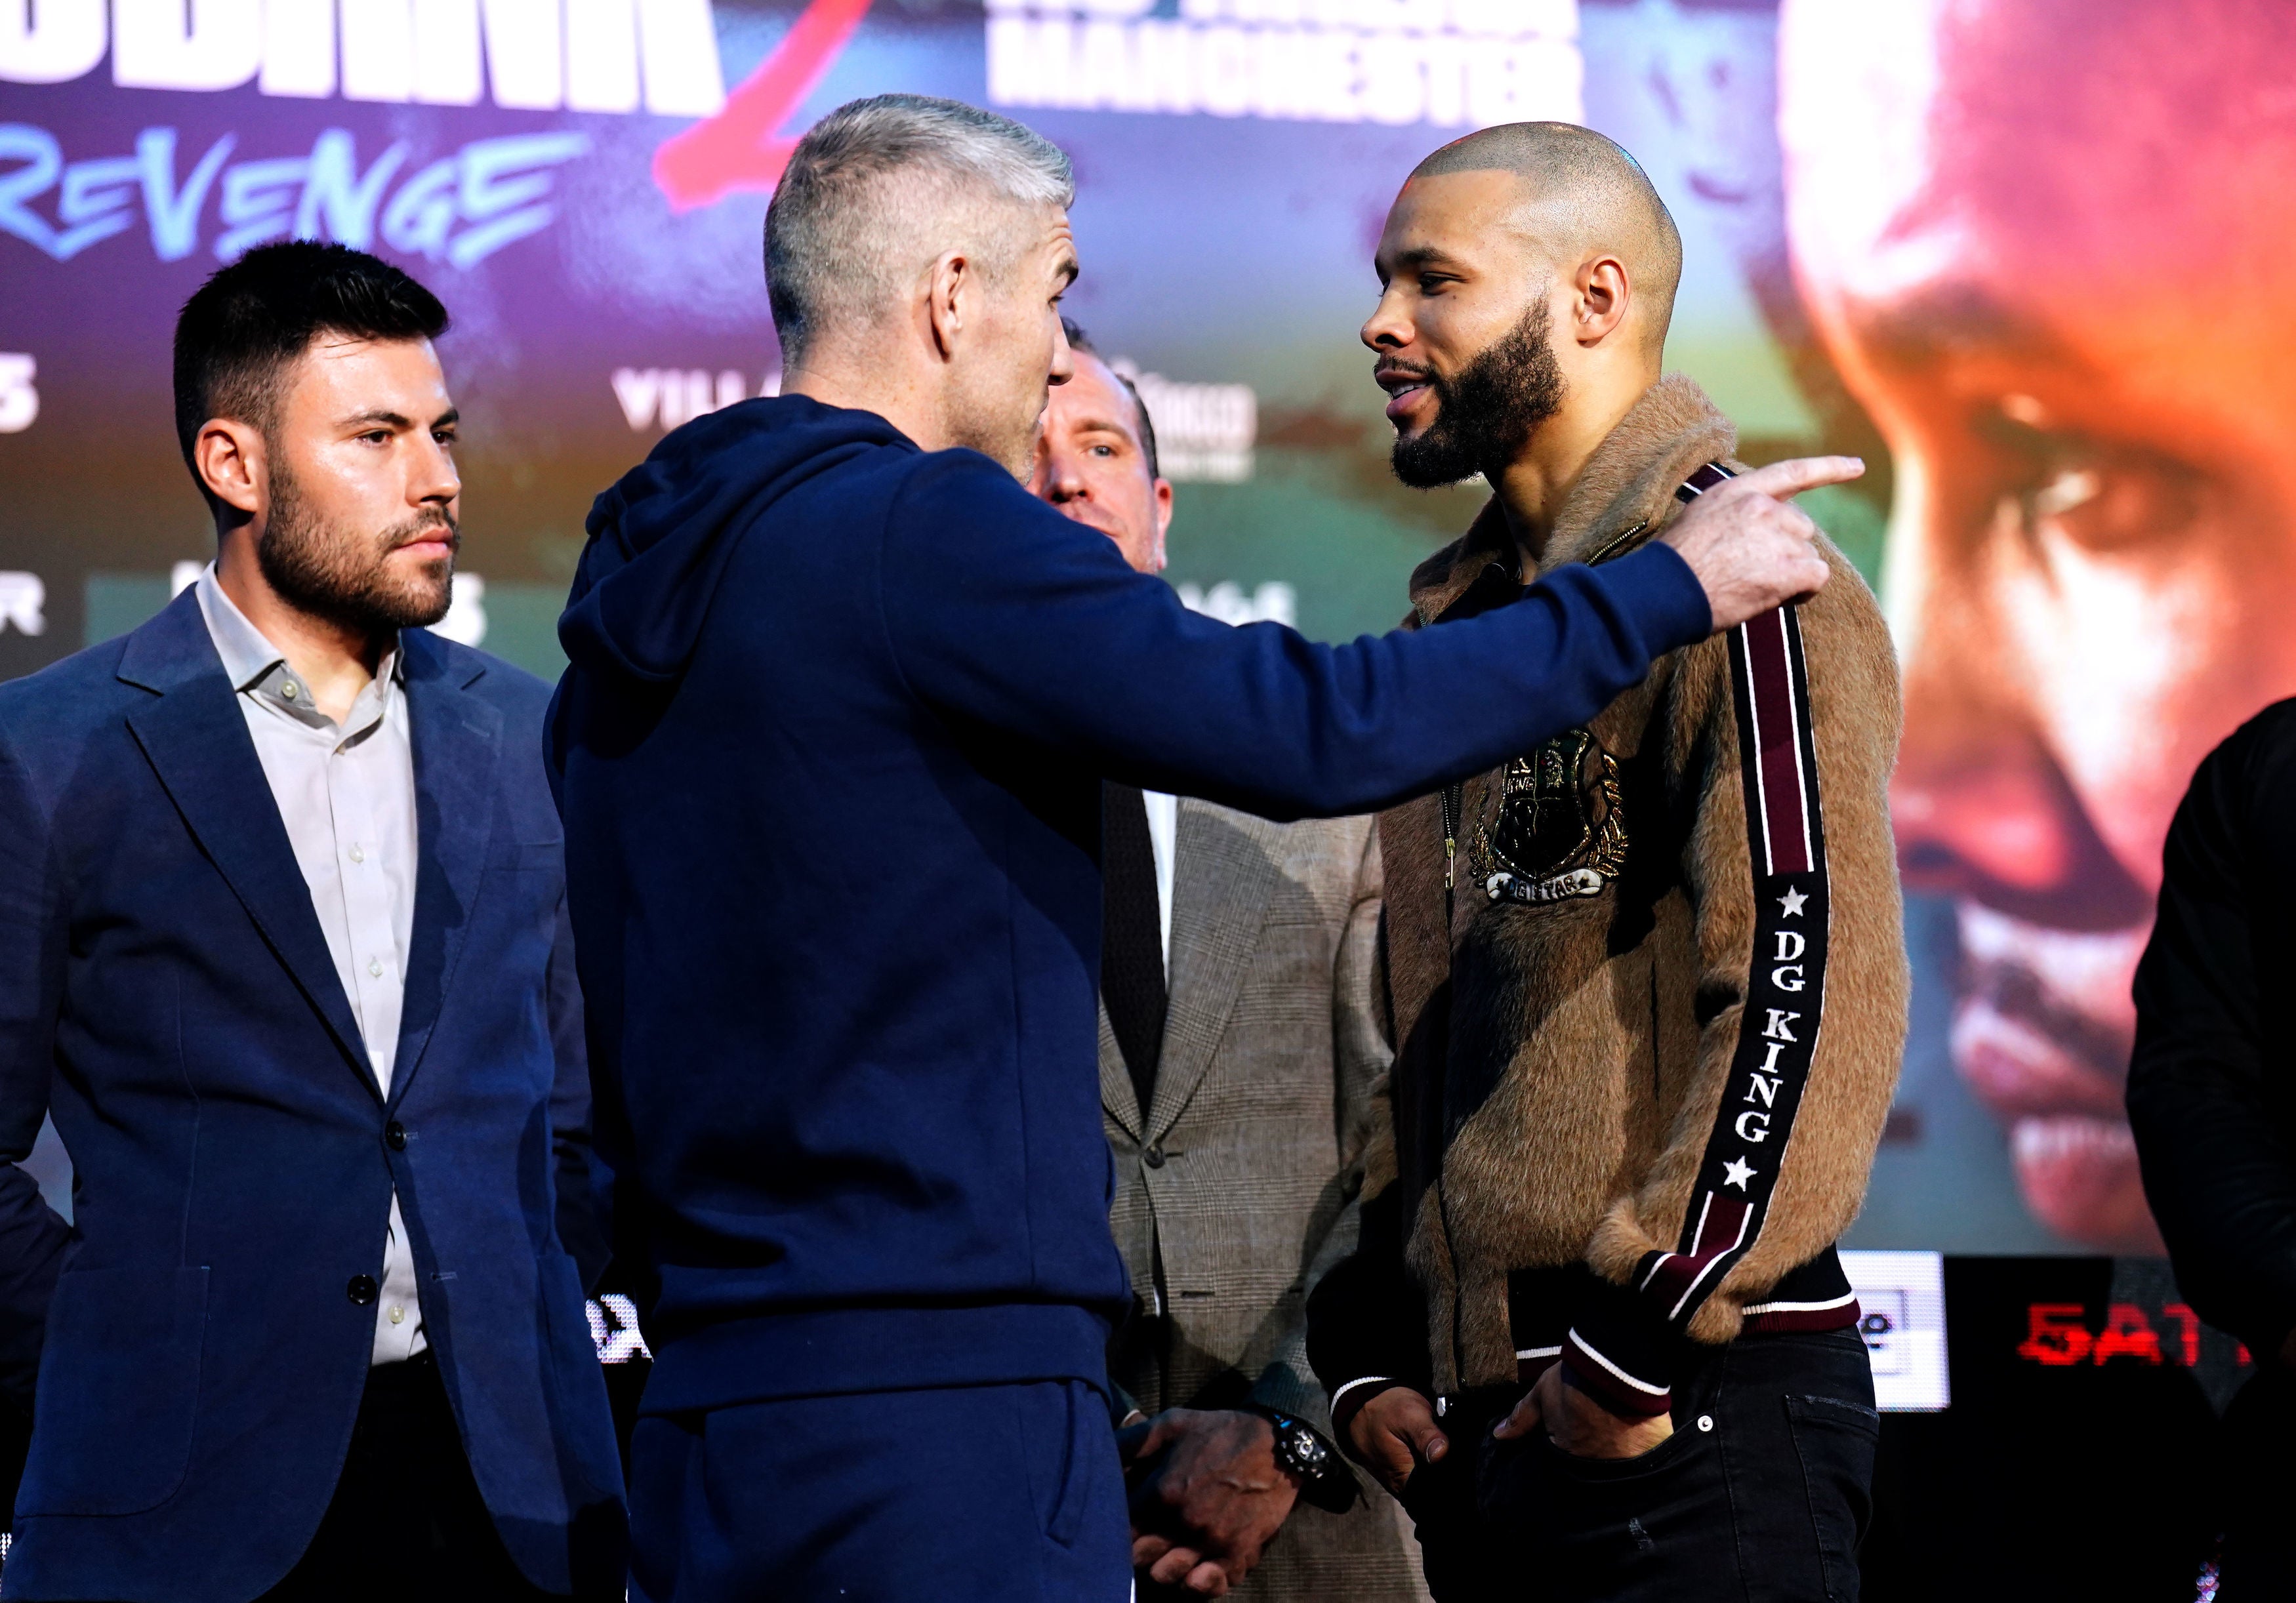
653, 0, 875, 212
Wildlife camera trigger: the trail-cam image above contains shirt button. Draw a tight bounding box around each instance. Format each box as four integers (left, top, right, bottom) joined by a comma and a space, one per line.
1697, 1415, 1715, 1433
349, 843, 365, 864
385, 1121, 407, 1151
368, 958, 383, 978
281, 681, 298, 701
346, 1274, 378, 1307
388, 1305, 405, 1326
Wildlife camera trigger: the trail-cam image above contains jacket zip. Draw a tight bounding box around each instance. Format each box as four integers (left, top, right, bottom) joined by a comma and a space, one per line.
1441, 781, 1460, 927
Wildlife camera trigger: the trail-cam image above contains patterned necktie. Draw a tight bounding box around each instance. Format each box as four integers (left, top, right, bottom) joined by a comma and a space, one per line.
1101, 781, 1168, 1119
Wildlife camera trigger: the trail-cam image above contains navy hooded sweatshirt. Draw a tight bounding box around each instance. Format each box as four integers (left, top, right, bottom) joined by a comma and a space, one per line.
548, 396, 1712, 1415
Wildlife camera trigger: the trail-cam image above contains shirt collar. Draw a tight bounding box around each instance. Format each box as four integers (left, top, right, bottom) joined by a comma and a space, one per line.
194, 563, 285, 692
192, 564, 403, 734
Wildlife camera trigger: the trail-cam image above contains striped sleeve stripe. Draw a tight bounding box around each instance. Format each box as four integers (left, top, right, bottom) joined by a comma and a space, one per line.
1619, 460, 1835, 1351
1741, 607, 1817, 876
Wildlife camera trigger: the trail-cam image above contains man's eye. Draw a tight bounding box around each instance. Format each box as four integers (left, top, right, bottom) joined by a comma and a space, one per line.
2008, 453, 2209, 557
2039, 461, 2207, 554
1090, 444, 1116, 458
1980, 411, 2213, 558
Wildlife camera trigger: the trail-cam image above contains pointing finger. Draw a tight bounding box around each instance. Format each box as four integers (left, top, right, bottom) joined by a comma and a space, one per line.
1732, 455, 1864, 500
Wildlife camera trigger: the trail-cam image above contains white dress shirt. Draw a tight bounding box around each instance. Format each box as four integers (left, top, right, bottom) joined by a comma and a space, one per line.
195, 568, 428, 1365
1142, 788, 1177, 970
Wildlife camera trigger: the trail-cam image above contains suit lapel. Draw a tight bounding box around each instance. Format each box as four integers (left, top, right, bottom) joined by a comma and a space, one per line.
120, 592, 377, 1100
1145, 800, 1282, 1143
388, 631, 499, 1109
1097, 999, 1142, 1139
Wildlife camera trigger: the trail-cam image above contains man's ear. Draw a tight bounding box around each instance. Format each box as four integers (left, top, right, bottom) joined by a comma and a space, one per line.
926, 250, 971, 363
1574, 254, 1632, 347
195, 418, 266, 519
1149, 477, 1174, 573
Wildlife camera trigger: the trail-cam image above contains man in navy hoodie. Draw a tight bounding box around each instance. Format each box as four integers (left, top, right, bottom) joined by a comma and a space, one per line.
548, 94, 1853, 1603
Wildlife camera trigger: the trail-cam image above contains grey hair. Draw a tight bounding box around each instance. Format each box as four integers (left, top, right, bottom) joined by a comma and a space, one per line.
765, 94, 1075, 361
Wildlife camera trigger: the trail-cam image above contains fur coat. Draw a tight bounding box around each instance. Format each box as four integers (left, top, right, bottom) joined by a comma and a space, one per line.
1310, 376, 1909, 1415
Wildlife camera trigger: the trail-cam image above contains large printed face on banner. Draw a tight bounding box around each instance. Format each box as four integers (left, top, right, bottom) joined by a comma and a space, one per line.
6, 0, 2287, 1257
1782, 0, 2296, 1251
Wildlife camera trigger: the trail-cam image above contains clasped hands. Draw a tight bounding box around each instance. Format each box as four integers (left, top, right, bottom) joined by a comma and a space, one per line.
1118, 1407, 1302, 1598
1345, 1365, 1673, 1499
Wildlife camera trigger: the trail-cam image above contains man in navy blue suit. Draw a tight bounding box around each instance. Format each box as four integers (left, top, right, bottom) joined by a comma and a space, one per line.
552, 95, 1853, 1603
0, 243, 623, 1600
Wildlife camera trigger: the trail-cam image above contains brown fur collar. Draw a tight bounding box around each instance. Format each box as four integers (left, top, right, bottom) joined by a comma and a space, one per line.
1405, 374, 1740, 625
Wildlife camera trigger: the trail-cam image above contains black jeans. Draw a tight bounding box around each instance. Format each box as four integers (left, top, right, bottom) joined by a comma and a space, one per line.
260, 1351, 558, 1602
1400, 1327, 1879, 1602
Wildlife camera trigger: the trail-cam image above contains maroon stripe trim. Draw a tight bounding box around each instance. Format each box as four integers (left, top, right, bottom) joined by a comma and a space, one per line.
1741, 609, 1813, 876
1675, 461, 1738, 500
1637, 1193, 1752, 1319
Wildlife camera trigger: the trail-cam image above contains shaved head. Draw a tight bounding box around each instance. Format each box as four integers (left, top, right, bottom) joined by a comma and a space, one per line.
1367, 121, 1685, 517
1412, 121, 1683, 354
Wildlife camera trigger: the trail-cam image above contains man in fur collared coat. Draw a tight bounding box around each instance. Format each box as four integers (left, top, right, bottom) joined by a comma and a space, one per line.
1304, 125, 1908, 1602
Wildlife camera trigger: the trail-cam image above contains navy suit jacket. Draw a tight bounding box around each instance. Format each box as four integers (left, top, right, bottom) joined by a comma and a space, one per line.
0, 590, 623, 1601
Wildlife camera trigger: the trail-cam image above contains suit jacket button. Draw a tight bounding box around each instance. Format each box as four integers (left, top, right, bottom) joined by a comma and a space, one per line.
385, 1122, 407, 1151
1143, 1146, 1165, 1168
347, 1274, 379, 1307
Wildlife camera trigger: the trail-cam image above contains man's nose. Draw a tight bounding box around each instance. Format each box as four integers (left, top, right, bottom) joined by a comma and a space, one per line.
1893, 700, 2150, 931
1038, 446, 1088, 503
415, 436, 459, 508
1361, 289, 1410, 353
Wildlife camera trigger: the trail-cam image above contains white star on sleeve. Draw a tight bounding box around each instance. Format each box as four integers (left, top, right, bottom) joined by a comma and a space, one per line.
1778, 888, 1808, 918
1722, 1157, 1757, 1190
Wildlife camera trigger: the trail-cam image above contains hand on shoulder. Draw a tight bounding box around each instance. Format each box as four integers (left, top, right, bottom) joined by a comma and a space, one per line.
1661, 456, 1860, 632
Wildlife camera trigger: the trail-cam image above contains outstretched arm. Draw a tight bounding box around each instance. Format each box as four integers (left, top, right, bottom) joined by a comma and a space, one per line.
878, 454, 1851, 822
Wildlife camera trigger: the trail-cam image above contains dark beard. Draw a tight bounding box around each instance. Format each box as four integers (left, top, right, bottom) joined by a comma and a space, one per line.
258, 458, 458, 636
1390, 300, 1567, 489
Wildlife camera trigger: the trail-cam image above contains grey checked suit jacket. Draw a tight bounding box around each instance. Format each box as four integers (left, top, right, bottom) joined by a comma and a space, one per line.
1103, 801, 1428, 1603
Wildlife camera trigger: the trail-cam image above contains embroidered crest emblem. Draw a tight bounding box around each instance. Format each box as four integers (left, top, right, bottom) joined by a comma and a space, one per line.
1477, 727, 1629, 905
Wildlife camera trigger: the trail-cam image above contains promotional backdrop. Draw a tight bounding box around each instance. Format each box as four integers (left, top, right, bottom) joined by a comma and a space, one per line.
7, 0, 2294, 1274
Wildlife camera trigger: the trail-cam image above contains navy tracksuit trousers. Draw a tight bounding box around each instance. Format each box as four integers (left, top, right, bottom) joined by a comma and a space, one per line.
627, 1377, 1132, 1603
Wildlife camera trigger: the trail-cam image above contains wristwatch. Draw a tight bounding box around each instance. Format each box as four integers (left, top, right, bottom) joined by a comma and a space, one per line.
1250, 1406, 1358, 1513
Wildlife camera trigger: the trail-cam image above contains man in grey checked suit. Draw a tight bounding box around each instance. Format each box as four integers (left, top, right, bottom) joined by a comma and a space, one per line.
1030, 324, 1428, 1602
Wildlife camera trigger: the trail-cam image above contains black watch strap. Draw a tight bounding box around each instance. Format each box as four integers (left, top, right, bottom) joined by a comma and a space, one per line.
1250, 1406, 1358, 1513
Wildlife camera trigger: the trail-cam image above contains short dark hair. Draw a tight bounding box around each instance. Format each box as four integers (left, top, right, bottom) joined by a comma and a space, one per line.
173, 241, 449, 502
1060, 317, 1159, 481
